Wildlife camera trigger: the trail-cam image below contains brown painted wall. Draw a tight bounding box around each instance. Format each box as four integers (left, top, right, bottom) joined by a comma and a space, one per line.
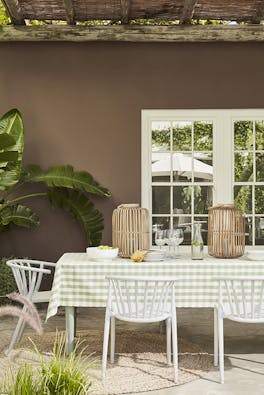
0, 42, 264, 261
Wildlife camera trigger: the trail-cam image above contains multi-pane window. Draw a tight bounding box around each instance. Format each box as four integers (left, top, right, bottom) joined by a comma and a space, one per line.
233, 120, 264, 245
142, 110, 264, 247
151, 120, 213, 245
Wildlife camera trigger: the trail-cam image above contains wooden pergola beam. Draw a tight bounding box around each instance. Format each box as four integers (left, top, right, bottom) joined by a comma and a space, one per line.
1, 24, 264, 42
120, 0, 131, 24
251, 0, 264, 24
179, 0, 198, 24
63, 0, 75, 25
2, 0, 25, 25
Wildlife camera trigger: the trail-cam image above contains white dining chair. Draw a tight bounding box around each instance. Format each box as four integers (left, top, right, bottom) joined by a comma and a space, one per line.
215, 276, 264, 384
102, 276, 178, 384
5, 259, 56, 355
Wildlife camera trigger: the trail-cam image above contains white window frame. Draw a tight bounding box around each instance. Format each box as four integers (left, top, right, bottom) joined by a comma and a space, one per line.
141, 109, 264, 249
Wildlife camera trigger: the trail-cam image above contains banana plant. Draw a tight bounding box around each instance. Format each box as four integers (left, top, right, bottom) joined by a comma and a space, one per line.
0, 109, 111, 246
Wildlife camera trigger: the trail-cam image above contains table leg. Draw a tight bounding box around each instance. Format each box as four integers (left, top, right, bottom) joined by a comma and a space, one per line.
214, 306, 218, 366
66, 306, 75, 355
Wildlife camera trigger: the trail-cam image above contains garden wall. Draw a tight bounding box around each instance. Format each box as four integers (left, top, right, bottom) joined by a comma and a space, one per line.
0, 41, 264, 261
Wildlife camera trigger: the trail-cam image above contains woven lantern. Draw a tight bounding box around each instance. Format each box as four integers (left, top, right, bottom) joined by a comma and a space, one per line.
112, 204, 150, 258
208, 204, 245, 258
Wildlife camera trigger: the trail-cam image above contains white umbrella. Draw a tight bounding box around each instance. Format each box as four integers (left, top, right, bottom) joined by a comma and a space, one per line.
152, 152, 213, 180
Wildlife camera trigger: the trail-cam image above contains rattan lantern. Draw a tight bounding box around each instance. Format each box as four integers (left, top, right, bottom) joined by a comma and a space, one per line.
112, 204, 150, 258
208, 204, 245, 258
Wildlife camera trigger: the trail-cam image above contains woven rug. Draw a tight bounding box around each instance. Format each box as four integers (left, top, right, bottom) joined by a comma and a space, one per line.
0, 330, 212, 394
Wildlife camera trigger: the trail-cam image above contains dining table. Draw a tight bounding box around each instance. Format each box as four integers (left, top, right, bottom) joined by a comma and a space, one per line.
46, 252, 264, 361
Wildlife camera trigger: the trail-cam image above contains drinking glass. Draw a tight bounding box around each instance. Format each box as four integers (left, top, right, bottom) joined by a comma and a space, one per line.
166, 229, 175, 257
155, 230, 166, 249
172, 228, 184, 257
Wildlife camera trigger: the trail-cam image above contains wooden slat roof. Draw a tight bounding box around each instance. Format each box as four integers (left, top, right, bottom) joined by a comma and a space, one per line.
1, 0, 264, 42
2, 0, 264, 24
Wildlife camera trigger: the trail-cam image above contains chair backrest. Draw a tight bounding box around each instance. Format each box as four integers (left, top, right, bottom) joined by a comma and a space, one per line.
6, 259, 51, 298
217, 276, 264, 321
106, 276, 177, 320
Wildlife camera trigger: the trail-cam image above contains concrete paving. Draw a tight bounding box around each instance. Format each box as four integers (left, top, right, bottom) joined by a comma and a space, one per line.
1, 307, 264, 394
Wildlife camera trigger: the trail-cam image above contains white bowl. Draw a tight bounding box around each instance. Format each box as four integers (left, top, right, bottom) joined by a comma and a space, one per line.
245, 250, 264, 261
86, 247, 119, 260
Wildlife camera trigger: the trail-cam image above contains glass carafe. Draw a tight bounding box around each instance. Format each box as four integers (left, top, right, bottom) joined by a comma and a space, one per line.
191, 223, 204, 260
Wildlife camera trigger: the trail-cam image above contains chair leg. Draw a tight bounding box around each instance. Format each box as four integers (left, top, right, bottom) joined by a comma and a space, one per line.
214, 307, 218, 367
218, 311, 224, 384
166, 318, 172, 365
6, 305, 28, 356
6, 314, 25, 356
102, 312, 111, 384
110, 316, 115, 364
171, 313, 178, 384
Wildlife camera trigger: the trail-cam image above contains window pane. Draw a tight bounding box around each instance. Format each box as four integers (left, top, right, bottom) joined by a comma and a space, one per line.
256, 121, 264, 150
152, 152, 171, 182
152, 186, 170, 214
234, 121, 253, 150
173, 216, 191, 227
194, 152, 213, 183
234, 186, 252, 214
152, 121, 170, 151
172, 121, 192, 151
172, 153, 192, 183
194, 186, 213, 214
255, 217, 264, 245
194, 121, 213, 151
234, 152, 253, 182
256, 153, 264, 182
245, 217, 253, 245
255, 186, 264, 215
194, 217, 208, 245
173, 186, 191, 214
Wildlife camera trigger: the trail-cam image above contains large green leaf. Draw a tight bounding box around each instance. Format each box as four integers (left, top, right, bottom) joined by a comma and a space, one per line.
0, 151, 18, 162
48, 188, 104, 246
0, 204, 39, 228
24, 164, 111, 198
0, 109, 24, 189
0, 133, 16, 150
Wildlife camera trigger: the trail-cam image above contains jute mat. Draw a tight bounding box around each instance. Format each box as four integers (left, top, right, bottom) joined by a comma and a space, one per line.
0, 330, 212, 394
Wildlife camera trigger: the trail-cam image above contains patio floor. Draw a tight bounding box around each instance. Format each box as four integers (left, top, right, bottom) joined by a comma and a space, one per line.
1, 307, 264, 395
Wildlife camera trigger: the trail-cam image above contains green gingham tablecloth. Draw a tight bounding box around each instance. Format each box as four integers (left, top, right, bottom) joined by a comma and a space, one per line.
46, 252, 264, 320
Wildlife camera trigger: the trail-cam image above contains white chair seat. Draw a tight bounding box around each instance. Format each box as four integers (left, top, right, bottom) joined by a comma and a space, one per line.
114, 312, 170, 323
32, 290, 51, 303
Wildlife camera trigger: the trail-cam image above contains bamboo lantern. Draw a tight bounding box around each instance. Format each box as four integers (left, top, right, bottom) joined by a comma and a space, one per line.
112, 204, 150, 258
208, 204, 245, 258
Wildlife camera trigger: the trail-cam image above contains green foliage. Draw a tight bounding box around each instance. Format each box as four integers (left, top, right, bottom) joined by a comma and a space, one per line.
0, 109, 111, 245
0, 257, 17, 305
24, 164, 110, 198
4, 364, 40, 395
38, 333, 92, 394
0, 109, 24, 189
48, 188, 104, 245
3, 333, 93, 394
0, 204, 40, 228
0, 2, 9, 25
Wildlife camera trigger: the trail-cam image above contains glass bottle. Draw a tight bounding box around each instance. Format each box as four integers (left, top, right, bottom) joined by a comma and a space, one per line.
191, 223, 204, 260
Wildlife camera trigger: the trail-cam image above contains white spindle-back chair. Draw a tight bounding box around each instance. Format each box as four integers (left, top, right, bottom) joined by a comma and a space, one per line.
102, 276, 178, 384
216, 276, 264, 383
5, 259, 56, 355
